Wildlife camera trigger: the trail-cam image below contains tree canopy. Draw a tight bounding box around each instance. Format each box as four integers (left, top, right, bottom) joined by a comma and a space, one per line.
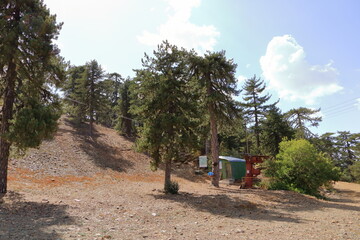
191, 50, 239, 187
242, 75, 277, 152
131, 42, 198, 192
1, 2, 358, 194
0, 0, 65, 193
286, 107, 322, 139
260, 106, 294, 156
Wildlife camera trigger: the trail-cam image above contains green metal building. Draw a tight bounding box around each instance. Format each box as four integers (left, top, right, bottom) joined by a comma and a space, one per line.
219, 156, 246, 180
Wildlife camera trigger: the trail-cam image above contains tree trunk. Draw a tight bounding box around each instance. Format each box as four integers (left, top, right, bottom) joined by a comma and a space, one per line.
0, 61, 17, 193
254, 108, 260, 150
296, 112, 304, 139
164, 157, 172, 191
89, 115, 93, 136
245, 123, 250, 154
346, 141, 353, 166
209, 106, 220, 187
125, 118, 132, 137
89, 78, 94, 136
205, 137, 210, 156
0, 6, 20, 193
253, 93, 260, 151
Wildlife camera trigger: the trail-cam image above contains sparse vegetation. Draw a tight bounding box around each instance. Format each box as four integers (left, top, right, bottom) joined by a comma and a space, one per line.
0, 1, 360, 239
1, 0, 359, 199
3, 119, 360, 239
164, 180, 180, 194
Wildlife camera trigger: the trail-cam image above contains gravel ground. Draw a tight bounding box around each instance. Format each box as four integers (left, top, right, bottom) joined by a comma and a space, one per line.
1, 118, 360, 240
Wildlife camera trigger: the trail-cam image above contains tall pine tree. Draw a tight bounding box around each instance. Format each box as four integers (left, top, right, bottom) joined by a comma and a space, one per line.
116, 78, 134, 137
242, 75, 276, 153
191, 51, 239, 187
335, 131, 360, 168
286, 107, 322, 139
0, 0, 64, 193
260, 106, 294, 156
131, 42, 198, 192
83, 60, 104, 135
63, 65, 87, 123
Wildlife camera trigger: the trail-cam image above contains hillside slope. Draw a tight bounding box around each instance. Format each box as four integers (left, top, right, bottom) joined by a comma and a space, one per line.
2, 117, 360, 240
10, 116, 154, 176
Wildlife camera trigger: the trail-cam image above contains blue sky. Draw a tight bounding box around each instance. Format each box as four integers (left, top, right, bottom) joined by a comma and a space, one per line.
45, 0, 360, 135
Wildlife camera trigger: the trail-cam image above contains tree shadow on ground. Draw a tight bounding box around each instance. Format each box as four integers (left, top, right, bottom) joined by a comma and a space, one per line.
330, 188, 360, 202
0, 191, 77, 240
151, 191, 302, 223
157, 162, 208, 183
61, 118, 135, 173
244, 188, 360, 212
230, 188, 360, 213
60, 118, 207, 179
151, 186, 360, 223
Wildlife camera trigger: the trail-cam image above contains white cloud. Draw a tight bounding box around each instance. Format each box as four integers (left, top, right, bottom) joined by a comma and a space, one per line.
355, 98, 360, 110
245, 64, 251, 69
237, 75, 247, 84
260, 35, 343, 105
137, 0, 220, 53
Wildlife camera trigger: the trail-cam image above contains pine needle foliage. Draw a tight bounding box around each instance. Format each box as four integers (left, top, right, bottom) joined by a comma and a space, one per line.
131, 41, 199, 190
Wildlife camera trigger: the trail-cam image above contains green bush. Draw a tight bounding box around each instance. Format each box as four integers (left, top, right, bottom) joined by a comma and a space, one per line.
165, 180, 180, 194
339, 168, 354, 182
264, 139, 340, 197
349, 162, 360, 183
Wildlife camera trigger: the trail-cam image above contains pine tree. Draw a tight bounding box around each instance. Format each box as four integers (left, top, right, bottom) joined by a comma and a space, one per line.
116, 78, 134, 137
0, 0, 64, 193
96, 78, 116, 127
131, 42, 198, 192
83, 60, 104, 135
310, 132, 338, 164
242, 75, 276, 152
98, 72, 124, 127
260, 106, 294, 156
335, 131, 360, 168
63, 65, 87, 123
191, 51, 239, 187
286, 107, 322, 139
107, 73, 123, 108
218, 116, 247, 157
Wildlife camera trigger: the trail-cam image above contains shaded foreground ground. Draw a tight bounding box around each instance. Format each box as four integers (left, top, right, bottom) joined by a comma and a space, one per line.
1, 118, 360, 240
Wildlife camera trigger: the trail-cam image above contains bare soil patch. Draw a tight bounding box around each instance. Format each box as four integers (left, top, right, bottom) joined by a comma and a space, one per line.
2, 118, 360, 240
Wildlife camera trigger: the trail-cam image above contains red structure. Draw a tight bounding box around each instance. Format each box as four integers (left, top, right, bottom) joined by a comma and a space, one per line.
242, 155, 269, 189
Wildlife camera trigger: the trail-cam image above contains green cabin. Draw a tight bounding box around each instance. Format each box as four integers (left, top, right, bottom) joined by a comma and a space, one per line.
219, 156, 246, 180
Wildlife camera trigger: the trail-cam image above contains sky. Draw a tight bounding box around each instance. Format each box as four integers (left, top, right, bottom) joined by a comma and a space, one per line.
45, 0, 360, 135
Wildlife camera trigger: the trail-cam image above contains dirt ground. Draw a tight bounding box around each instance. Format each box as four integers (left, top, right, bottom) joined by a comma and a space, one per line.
1, 117, 360, 240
